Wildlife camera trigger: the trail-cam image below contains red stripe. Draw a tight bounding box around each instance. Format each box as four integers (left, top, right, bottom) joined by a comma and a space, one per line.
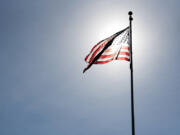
94, 58, 113, 64
89, 40, 108, 63
85, 55, 89, 62
118, 52, 130, 56
100, 54, 115, 59
116, 57, 130, 61
121, 46, 129, 50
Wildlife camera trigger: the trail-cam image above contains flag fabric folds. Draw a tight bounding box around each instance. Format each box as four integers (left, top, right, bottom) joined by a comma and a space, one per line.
83, 27, 130, 73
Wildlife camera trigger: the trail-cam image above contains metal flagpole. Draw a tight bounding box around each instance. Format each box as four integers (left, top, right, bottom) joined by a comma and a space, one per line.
128, 11, 135, 135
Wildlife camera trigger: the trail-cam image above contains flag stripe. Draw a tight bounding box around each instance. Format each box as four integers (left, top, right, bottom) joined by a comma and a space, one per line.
121, 46, 129, 50
94, 58, 113, 64
119, 52, 130, 56
99, 52, 130, 59
95, 56, 130, 64
100, 54, 115, 59
116, 57, 130, 61
98, 54, 129, 61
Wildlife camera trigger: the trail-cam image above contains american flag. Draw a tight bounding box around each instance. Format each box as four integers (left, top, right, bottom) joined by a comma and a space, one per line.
83, 27, 130, 73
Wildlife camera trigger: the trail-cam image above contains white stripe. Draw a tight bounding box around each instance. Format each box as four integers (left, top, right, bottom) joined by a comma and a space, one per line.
120, 49, 129, 53
118, 55, 130, 58
97, 57, 114, 62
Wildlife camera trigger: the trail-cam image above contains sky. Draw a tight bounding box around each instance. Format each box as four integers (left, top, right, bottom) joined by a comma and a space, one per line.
0, 0, 180, 135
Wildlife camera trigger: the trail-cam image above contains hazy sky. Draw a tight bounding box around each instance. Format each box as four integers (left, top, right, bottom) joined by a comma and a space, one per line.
0, 0, 180, 135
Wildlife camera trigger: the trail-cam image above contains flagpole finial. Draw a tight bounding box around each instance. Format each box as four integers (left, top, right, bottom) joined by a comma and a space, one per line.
128, 11, 133, 21
128, 11, 133, 15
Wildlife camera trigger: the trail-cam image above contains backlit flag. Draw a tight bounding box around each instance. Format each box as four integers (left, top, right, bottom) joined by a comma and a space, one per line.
83, 27, 130, 73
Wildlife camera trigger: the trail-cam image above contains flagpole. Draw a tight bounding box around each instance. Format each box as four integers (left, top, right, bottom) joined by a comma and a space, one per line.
128, 11, 135, 135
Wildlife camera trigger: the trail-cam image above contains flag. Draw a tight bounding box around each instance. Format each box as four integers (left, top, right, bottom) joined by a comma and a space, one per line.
83, 27, 130, 73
